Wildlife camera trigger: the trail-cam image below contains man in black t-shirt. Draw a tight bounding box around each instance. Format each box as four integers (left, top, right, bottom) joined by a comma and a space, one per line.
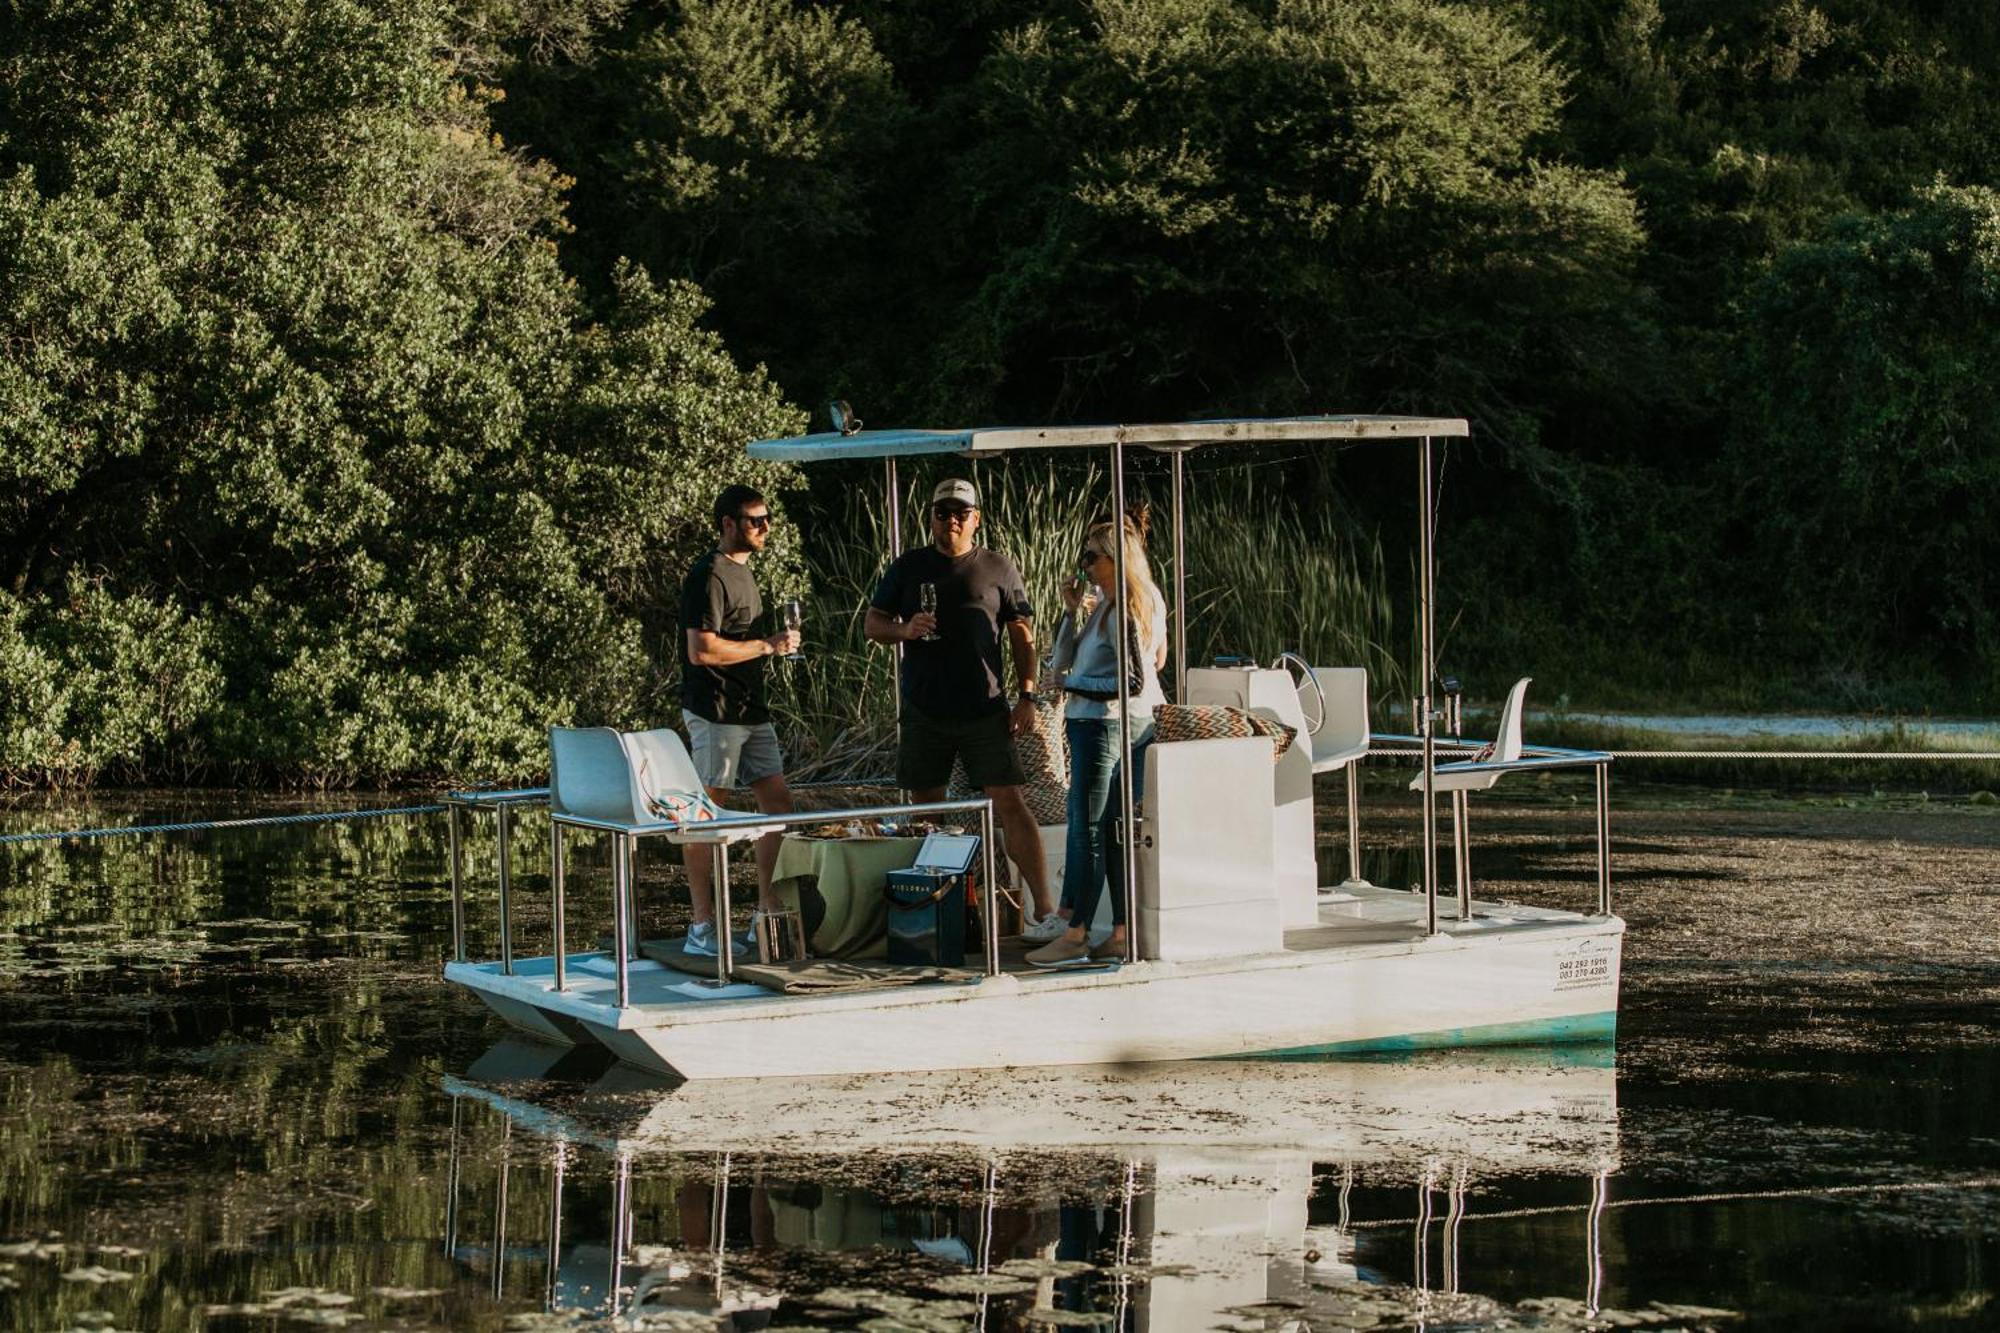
864, 478, 1059, 926
677, 484, 800, 956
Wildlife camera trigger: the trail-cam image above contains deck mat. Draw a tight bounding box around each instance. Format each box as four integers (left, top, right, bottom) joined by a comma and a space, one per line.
733, 959, 980, 995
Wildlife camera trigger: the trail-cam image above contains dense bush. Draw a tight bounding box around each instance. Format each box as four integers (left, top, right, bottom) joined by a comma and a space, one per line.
0, 0, 802, 786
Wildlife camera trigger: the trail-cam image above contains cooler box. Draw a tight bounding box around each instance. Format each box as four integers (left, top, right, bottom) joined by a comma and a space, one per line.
884, 832, 982, 967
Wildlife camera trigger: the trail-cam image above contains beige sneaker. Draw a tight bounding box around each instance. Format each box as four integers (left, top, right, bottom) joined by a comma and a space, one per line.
1025, 936, 1092, 968
1021, 913, 1069, 943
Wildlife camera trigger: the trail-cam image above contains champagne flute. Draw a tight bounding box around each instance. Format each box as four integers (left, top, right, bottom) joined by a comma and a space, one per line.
918, 583, 939, 640
781, 598, 804, 662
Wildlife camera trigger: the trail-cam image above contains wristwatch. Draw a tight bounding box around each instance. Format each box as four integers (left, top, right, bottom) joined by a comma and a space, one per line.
1018, 684, 1037, 702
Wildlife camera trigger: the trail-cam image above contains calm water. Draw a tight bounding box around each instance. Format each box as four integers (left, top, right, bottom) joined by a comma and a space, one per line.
2, 790, 1997, 1331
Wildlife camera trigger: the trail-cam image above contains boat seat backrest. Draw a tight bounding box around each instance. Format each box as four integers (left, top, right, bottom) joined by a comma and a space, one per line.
1306, 667, 1370, 756
549, 726, 647, 824
622, 727, 708, 810
1408, 676, 1532, 795
1493, 676, 1531, 763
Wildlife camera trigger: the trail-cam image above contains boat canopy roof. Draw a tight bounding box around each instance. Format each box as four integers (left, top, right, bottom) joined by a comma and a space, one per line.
746, 414, 1468, 463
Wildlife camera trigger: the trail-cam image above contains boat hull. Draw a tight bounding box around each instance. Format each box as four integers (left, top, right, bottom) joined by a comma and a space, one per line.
446, 913, 1623, 1080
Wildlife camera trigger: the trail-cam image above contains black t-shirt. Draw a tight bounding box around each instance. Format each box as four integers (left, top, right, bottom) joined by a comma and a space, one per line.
871, 545, 1033, 720
679, 550, 769, 724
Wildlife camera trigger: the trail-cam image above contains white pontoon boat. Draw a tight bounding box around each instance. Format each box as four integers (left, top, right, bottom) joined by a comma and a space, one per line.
443, 416, 1624, 1079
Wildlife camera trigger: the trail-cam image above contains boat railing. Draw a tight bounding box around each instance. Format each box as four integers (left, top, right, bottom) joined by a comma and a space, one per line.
447, 788, 1001, 1005
1373, 736, 1615, 918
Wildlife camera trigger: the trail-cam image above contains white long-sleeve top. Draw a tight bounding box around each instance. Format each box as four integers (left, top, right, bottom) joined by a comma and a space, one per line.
1051, 585, 1169, 722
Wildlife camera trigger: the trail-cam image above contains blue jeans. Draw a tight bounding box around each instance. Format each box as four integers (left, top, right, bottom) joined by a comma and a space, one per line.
1060, 717, 1152, 929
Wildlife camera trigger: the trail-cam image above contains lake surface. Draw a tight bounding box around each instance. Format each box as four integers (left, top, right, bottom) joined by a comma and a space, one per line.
2, 788, 1997, 1331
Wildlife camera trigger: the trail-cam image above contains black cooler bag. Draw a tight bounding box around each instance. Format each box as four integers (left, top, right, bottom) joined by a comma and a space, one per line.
884, 832, 981, 967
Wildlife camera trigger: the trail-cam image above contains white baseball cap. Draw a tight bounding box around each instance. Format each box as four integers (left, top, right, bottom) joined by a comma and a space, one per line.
931, 478, 979, 508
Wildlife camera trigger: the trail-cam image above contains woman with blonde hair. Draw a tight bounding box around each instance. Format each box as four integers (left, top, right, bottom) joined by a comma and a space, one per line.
1025, 508, 1169, 966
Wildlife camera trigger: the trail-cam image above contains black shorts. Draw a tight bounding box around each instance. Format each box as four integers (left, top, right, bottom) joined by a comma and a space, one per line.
897, 705, 1025, 791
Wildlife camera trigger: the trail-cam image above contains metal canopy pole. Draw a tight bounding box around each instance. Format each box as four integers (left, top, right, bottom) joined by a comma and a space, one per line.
1418, 436, 1439, 935
887, 459, 903, 736
1112, 432, 1139, 962
1171, 448, 1188, 700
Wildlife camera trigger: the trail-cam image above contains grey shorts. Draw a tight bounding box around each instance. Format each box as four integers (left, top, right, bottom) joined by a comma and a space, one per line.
683, 711, 786, 789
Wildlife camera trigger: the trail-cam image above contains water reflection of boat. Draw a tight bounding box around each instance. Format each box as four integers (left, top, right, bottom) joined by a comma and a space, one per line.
440, 1040, 1620, 1327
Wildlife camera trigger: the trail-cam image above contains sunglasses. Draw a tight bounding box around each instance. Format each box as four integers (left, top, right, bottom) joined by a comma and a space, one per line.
737, 512, 774, 531
932, 504, 974, 522
1080, 548, 1105, 564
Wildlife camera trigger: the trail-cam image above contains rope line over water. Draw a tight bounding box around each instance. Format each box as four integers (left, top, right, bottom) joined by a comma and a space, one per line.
1371, 747, 2000, 762
0, 778, 899, 847
0, 805, 450, 846
1345, 1175, 2000, 1230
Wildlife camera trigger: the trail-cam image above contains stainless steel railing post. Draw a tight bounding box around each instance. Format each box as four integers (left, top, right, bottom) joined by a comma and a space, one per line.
550, 819, 567, 992
1344, 760, 1363, 885
447, 803, 466, 963
979, 800, 1000, 976
1594, 762, 1612, 916
611, 832, 631, 1008
497, 804, 515, 975
713, 843, 735, 985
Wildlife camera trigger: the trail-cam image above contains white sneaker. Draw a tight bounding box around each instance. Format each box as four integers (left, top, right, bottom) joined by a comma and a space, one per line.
682, 922, 754, 958
1021, 913, 1069, 943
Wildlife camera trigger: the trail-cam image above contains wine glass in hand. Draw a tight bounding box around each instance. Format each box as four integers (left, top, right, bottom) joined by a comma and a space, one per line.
918, 583, 940, 641
781, 599, 805, 662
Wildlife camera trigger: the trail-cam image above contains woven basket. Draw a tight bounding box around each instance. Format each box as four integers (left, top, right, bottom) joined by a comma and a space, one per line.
948, 694, 1070, 825
1151, 703, 1296, 761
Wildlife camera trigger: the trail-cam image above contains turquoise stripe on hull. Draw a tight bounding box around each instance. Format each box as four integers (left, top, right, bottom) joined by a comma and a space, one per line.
1239, 1011, 1618, 1061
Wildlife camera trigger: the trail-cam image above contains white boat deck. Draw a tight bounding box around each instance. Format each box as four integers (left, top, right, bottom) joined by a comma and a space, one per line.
452, 885, 1597, 1019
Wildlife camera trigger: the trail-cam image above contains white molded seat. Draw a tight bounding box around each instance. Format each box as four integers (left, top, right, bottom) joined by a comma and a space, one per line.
547, 726, 765, 842
1302, 667, 1370, 774
1410, 677, 1531, 793
549, 726, 654, 825
622, 726, 772, 844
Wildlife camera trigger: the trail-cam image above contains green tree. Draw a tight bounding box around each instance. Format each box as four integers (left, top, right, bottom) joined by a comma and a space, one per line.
903, 0, 1651, 442
1727, 182, 2000, 689
0, 0, 802, 786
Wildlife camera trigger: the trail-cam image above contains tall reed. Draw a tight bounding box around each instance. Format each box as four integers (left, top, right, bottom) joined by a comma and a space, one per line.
769, 460, 1403, 775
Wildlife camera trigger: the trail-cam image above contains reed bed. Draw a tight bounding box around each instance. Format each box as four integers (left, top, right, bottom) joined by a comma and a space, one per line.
769, 462, 1404, 776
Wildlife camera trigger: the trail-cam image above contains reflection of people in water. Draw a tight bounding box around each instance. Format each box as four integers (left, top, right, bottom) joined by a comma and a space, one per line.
1057, 1197, 1132, 1326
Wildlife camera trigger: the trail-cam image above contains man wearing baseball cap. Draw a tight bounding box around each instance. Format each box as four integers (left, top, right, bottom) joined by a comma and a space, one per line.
864, 478, 1060, 928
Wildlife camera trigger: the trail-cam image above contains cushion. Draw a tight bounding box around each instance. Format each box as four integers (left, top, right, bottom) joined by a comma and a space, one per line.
948, 694, 1069, 825
646, 788, 722, 825
1151, 703, 1297, 762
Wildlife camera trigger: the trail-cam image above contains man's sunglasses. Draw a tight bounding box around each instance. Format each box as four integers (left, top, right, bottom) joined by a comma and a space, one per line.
932, 504, 975, 522
737, 512, 774, 531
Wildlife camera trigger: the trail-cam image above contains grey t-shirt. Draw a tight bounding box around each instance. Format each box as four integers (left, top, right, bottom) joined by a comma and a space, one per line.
871, 546, 1032, 720
679, 550, 768, 724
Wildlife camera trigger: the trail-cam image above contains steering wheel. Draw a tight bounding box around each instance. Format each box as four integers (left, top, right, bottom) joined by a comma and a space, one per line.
1274, 652, 1326, 735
